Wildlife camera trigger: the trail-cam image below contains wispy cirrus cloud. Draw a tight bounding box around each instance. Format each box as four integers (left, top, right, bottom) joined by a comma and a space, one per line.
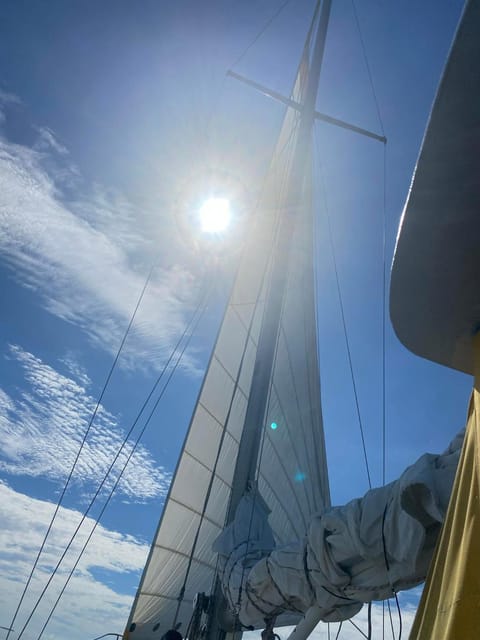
0, 480, 147, 640
0, 117, 199, 370
0, 89, 21, 125
0, 344, 171, 500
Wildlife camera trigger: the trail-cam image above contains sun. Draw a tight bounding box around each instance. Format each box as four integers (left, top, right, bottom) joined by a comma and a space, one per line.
199, 197, 231, 233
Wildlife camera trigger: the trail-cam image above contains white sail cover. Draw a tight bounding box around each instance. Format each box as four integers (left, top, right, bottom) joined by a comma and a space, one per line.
125, 34, 330, 640
217, 430, 463, 627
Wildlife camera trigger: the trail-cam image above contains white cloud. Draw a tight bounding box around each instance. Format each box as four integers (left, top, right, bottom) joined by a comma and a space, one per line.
33, 126, 69, 157
0, 344, 171, 500
0, 132, 199, 370
0, 90, 21, 105
58, 352, 92, 389
0, 90, 21, 125
0, 480, 420, 640
0, 480, 147, 640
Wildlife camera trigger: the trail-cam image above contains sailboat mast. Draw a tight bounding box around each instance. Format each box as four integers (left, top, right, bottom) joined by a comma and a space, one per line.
226, 0, 332, 522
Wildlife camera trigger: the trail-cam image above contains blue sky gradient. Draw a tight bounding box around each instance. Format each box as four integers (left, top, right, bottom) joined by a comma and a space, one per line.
0, 1, 470, 638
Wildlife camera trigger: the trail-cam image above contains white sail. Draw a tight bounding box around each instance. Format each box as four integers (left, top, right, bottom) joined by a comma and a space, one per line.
125, 22, 330, 640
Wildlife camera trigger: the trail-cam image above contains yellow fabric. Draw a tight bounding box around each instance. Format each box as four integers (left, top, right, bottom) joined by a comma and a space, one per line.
410, 333, 480, 639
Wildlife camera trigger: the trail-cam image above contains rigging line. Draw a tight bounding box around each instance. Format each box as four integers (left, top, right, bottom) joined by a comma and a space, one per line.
34, 285, 212, 640
352, 0, 389, 491
394, 592, 402, 640
229, 0, 294, 71
312, 130, 331, 509
18, 281, 211, 640
367, 602, 372, 640
381, 504, 402, 640
382, 145, 387, 486
5, 261, 157, 640
348, 618, 368, 639
335, 621, 343, 640
383, 600, 385, 640
387, 599, 396, 640
350, 0, 386, 138
313, 125, 372, 489
206, 1, 294, 185
379, 143, 396, 638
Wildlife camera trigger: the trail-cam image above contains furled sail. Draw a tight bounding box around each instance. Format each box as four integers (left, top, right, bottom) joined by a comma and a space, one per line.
218, 429, 462, 627
124, 11, 330, 639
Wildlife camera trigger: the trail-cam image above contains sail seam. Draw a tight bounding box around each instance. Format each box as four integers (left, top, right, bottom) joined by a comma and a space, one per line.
151, 544, 217, 570
139, 593, 194, 603
166, 497, 224, 529
230, 304, 260, 348
198, 400, 244, 442
213, 353, 251, 398
183, 448, 233, 488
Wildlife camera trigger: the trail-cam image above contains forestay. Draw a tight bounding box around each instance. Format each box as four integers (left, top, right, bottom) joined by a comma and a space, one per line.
124, 21, 330, 640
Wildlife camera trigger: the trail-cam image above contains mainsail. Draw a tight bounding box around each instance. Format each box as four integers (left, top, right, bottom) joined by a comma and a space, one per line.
125, 5, 331, 638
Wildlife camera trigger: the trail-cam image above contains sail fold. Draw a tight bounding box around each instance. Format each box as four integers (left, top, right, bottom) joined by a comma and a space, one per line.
219, 429, 463, 626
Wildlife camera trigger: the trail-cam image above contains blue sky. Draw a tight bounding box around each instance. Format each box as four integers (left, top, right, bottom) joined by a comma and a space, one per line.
0, 1, 471, 639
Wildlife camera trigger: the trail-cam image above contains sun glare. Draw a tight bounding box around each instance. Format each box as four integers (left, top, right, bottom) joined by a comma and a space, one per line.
199, 197, 231, 233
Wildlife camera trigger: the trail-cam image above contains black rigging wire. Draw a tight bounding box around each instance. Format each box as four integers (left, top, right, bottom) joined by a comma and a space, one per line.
381, 145, 388, 496
383, 600, 385, 640
313, 126, 372, 489
335, 622, 343, 640
34, 287, 211, 640
6, 263, 156, 640
206, 0, 296, 153
17, 281, 211, 640
348, 617, 368, 639
394, 591, 402, 640
229, 0, 294, 71
349, 7, 401, 638
387, 599, 396, 640
350, 0, 386, 139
